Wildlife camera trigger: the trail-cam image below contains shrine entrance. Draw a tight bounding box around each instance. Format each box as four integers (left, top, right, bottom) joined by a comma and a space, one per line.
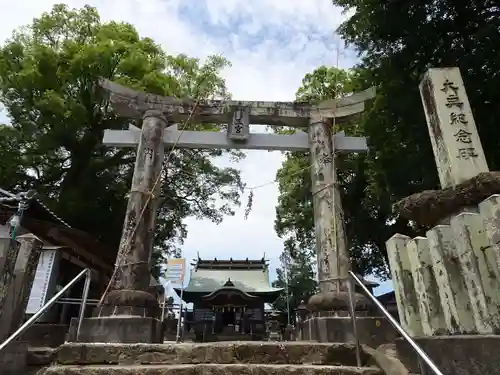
204, 279, 259, 336
220, 309, 235, 327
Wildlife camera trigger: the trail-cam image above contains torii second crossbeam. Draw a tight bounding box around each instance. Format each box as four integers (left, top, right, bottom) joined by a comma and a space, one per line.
103, 127, 367, 153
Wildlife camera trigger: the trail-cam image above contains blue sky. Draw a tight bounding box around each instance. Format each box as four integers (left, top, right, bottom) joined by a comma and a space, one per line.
0, 0, 393, 298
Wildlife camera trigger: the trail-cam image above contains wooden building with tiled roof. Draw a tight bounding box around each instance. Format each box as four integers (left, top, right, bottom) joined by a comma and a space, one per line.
175, 257, 283, 341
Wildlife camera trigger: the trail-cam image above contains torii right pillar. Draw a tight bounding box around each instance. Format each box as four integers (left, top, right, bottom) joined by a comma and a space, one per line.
302, 113, 398, 346
307, 114, 355, 304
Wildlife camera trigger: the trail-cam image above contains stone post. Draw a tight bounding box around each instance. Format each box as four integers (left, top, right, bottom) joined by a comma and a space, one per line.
306, 114, 367, 314
386, 234, 423, 336
478, 194, 500, 286
0, 235, 20, 339
5, 234, 43, 336
76, 110, 168, 343
407, 237, 446, 335
426, 225, 476, 333
0, 233, 40, 375
450, 212, 500, 332
0, 234, 8, 270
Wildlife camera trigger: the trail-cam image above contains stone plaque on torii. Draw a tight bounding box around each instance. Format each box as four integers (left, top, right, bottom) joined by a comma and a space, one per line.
76, 78, 375, 343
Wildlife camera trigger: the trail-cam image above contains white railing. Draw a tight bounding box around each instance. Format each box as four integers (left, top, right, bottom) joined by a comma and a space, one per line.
349, 271, 443, 375
0, 268, 91, 352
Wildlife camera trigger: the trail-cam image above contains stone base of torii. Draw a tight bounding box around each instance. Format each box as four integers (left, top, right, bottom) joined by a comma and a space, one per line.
73, 78, 379, 344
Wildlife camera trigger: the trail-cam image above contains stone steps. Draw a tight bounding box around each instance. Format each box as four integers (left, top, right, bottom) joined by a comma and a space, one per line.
41, 341, 396, 375
43, 364, 383, 375
214, 334, 255, 341
28, 346, 58, 366
56, 342, 371, 366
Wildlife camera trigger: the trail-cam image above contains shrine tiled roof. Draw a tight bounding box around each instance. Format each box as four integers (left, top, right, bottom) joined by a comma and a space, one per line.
0, 188, 71, 228
0, 187, 114, 274
180, 267, 283, 294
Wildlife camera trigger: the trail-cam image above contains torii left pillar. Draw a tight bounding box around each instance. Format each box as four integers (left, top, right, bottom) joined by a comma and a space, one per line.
75, 110, 167, 343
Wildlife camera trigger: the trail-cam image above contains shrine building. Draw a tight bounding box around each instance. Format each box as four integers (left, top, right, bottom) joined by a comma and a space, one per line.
175, 257, 283, 341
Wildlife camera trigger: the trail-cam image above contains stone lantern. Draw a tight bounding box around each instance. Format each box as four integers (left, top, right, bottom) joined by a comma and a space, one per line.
295, 300, 309, 322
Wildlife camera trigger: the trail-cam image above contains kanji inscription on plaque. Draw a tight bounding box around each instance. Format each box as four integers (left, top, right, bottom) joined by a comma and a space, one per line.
228, 107, 250, 141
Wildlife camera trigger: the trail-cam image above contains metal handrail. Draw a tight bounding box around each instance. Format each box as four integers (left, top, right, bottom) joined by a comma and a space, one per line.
349, 271, 444, 375
0, 268, 91, 353
55, 297, 184, 309
346, 278, 362, 367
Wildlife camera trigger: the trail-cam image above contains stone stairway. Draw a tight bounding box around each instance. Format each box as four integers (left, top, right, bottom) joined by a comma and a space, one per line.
38, 341, 401, 375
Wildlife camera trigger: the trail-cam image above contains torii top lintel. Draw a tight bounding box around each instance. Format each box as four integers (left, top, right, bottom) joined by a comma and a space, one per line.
99, 79, 376, 128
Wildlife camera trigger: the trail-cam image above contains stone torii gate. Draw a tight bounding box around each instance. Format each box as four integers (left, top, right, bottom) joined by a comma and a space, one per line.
75, 78, 375, 343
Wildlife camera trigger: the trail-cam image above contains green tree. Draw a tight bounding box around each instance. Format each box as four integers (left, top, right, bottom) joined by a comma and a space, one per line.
295, 66, 354, 102
274, 66, 389, 278
329, 0, 500, 273
279, 0, 500, 280
332, 0, 500, 173
0, 4, 244, 277
272, 249, 317, 322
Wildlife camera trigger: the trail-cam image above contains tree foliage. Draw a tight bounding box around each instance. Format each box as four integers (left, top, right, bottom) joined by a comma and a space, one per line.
272, 249, 317, 320
0, 4, 244, 277
332, 0, 500, 273
333, 0, 500, 183
275, 0, 500, 279
295, 66, 354, 102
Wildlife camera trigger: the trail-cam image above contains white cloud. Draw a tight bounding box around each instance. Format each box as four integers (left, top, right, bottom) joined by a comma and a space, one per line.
0, 1, 392, 298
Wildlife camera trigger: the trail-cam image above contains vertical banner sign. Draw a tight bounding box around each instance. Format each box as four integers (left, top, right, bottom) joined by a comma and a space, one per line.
26, 249, 59, 315
165, 258, 186, 342
165, 258, 185, 284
